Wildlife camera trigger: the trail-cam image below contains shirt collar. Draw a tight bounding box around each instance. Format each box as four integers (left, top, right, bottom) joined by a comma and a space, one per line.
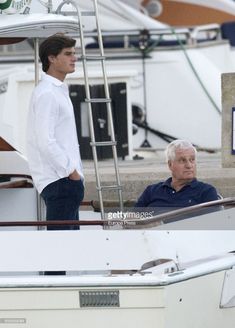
163, 177, 198, 189
41, 73, 65, 87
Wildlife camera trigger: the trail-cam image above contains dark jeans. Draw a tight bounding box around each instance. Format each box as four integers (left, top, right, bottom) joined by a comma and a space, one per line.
41, 177, 84, 275
41, 177, 84, 230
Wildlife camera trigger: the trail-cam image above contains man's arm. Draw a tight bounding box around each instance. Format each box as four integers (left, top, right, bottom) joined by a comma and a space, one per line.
201, 185, 219, 203
135, 186, 151, 207
34, 92, 76, 178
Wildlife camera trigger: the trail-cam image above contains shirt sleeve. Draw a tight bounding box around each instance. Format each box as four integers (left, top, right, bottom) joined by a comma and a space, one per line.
201, 185, 219, 203
135, 186, 151, 207
33, 91, 75, 177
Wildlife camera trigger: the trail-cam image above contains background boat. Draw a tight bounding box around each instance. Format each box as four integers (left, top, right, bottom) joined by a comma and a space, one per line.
126, 0, 235, 25
2, 0, 235, 154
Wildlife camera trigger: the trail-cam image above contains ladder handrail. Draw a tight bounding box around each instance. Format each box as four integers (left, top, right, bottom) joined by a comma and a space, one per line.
92, 0, 123, 214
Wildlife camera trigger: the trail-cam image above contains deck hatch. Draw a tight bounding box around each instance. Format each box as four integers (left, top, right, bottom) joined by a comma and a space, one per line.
79, 290, 120, 307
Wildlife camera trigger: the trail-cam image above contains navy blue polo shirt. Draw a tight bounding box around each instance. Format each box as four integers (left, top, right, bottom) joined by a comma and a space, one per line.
135, 178, 218, 211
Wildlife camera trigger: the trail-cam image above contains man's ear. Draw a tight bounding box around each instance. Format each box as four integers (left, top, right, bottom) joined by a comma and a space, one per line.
168, 160, 172, 170
48, 55, 55, 64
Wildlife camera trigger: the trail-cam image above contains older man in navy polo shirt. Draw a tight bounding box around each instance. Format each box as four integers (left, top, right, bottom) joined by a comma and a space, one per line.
135, 140, 218, 212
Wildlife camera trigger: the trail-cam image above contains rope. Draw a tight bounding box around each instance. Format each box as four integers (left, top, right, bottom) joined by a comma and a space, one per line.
132, 28, 221, 115
170, 27, 221, 115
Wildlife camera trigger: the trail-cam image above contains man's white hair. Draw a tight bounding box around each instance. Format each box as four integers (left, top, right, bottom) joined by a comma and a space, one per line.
165, 139, 197, 162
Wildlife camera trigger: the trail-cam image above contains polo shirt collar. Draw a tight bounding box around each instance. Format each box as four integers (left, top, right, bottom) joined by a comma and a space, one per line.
163, 177, 198, 189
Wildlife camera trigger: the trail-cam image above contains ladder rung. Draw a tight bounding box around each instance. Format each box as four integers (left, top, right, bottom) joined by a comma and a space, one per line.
81, 11, 95, 16
80, 55, 106, 61
98, 185, 122, 191
85, 98, 112, 103
90, 141, 117, 147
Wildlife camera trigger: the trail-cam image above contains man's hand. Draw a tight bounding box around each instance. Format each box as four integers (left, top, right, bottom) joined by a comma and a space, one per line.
69, 170, 81, 181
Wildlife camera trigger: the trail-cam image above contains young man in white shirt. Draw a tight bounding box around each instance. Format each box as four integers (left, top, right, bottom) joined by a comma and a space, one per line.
27, 34, 84, 231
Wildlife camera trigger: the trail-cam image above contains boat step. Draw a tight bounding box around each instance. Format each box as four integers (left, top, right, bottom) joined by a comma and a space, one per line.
85, 98, 112, 103
80, 55, 106, 60
90, 141, 117, 147
97, 185, 122, 191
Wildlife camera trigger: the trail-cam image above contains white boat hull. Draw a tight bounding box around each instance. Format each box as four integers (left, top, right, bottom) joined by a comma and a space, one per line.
0, 263, 234, 327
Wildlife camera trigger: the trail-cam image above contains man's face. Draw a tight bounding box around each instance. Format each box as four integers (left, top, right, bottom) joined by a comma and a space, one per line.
168, 147, 196, 182
49, 47, 76, 75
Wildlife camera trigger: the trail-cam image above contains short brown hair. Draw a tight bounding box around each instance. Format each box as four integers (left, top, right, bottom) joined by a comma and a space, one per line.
39, 33, 76, 72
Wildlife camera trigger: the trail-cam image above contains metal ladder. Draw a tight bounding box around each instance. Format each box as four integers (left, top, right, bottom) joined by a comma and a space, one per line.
56, 0, 124, 219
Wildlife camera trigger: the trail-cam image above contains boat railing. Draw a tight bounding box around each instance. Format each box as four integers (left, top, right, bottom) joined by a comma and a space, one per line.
188, 23, 221, 45
97, 196, 235, 229
0, 197, 234, 229
84, 24, 222, 50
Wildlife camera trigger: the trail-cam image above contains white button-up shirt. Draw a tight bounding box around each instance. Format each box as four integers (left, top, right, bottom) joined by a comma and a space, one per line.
27, 74, 84, 193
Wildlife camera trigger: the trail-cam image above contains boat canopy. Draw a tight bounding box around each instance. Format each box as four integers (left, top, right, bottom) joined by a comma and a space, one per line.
0, 13, 79, 39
